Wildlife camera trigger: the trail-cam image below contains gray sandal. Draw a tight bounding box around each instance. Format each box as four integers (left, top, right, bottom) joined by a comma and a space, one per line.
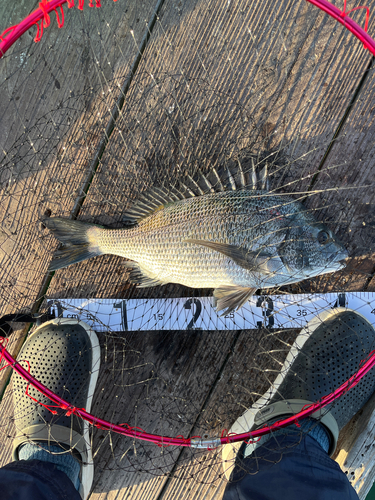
223, 308, 375, 478
12, 318, 101, 500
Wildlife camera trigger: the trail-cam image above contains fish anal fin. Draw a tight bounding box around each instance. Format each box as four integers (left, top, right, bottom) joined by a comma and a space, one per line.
123, 261, 167, 288
214, 286, 256, 316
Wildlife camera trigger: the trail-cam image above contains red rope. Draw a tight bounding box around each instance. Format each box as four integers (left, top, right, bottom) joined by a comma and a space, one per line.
39, 0, 51, 29
54, 6, 65, 29
0, 0, 117, 57
340, 0, 370, 33
0, 26, 17, 42
0, 338, 10, 370
1, 339, 375, 448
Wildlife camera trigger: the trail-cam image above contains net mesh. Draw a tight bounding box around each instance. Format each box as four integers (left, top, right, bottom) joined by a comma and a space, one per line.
1, 0, 375, 497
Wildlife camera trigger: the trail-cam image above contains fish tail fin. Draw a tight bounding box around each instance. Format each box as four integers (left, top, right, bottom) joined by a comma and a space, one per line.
43, 217, 104, 271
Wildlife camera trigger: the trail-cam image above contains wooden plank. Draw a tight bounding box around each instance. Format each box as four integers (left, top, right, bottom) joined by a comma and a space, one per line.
0, 388, 15, 467
366, 275, 375, 292
333, 391, 375, 499
162, 326, 375, 500
307, 47, 375, 499
0, 327, 238, 492
45, 0, 372, 306
85, 327, 301, 499
0, 0, 160, 351
2, 2, 375, 500
40, 2, 375, 494
0, 0, 163, 461
303, 58, 375, 293
86, 328, 239, 499
0, 0, 159, 319
158, 327, 300, 499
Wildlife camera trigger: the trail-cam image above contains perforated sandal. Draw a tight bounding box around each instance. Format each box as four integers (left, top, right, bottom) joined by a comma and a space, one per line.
222, 307, 375, 479
11, 318, 101, 500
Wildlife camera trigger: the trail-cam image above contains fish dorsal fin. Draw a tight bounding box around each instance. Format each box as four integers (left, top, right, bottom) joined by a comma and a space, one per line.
122, 157, 270, 223
123, 186, 185, 224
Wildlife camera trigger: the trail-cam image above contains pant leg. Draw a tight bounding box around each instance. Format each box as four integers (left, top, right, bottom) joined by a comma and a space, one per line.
222, 434, 359, 500
0, 460, 81, 500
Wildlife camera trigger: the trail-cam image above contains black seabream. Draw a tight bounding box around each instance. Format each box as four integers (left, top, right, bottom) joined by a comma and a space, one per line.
44, 161, 348, 314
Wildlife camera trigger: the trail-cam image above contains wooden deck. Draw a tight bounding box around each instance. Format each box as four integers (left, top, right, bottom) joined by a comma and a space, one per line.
1, 0, 375, 498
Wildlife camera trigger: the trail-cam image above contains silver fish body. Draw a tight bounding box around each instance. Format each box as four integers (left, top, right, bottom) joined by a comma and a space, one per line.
45, 186, 348, 314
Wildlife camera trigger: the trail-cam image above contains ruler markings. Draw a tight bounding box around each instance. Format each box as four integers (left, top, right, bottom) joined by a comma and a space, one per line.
47, 293, 375, 332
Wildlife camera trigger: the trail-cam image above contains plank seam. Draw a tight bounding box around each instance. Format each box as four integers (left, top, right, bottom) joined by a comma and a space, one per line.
306, 56, 374, 194
0, 0, 166, 398
155, 329, 244, 500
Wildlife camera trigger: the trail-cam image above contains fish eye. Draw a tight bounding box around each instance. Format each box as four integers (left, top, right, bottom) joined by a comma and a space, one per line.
317, 230, 330, 244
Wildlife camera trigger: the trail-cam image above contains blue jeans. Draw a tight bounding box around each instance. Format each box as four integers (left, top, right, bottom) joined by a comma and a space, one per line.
0, 460, 81, 500
222, 434, 359, 500
0, 435, 359, 499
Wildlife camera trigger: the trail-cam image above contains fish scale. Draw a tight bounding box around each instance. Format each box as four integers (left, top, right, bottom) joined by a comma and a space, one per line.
97, 191, 287, 286
44, 170, 348, 315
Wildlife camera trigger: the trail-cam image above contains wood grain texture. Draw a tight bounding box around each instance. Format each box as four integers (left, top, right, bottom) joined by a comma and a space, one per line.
47, 0, 372, 303
333, 391, 375, 499
157, 327, 300, 500
88, 328, 238, 499
300, 60, 375, 294
2, 0, 375, 499
0, 0, 158, 318
0, 0, 162, 464
42, 1, 375, 498
85, 327, 300, 500
310, 44, 375, 500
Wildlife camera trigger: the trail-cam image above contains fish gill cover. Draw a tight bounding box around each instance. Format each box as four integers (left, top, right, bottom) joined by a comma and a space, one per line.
0, 0, 375, 498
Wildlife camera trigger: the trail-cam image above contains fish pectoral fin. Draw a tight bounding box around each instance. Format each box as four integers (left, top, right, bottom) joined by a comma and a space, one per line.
124, 261, 167, 288
185, 239, 276, 273
213, 286, 256, 316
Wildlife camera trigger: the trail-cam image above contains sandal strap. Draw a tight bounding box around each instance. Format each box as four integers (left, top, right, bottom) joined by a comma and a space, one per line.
254, 399, 339, 456
12, 423, 88, 463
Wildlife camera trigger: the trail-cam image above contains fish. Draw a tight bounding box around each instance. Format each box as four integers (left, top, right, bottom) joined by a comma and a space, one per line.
43, 162, 349, 315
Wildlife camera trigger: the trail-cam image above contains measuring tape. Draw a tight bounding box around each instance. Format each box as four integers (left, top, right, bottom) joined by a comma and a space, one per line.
46, 292, 375, 332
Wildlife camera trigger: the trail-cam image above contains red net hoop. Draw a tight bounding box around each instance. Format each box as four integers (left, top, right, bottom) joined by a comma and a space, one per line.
2, 336, 375, 448
1, 0, 375, 58
0, 0, 118, 55
1, 0, 375, 494
307, 0, 375, 54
